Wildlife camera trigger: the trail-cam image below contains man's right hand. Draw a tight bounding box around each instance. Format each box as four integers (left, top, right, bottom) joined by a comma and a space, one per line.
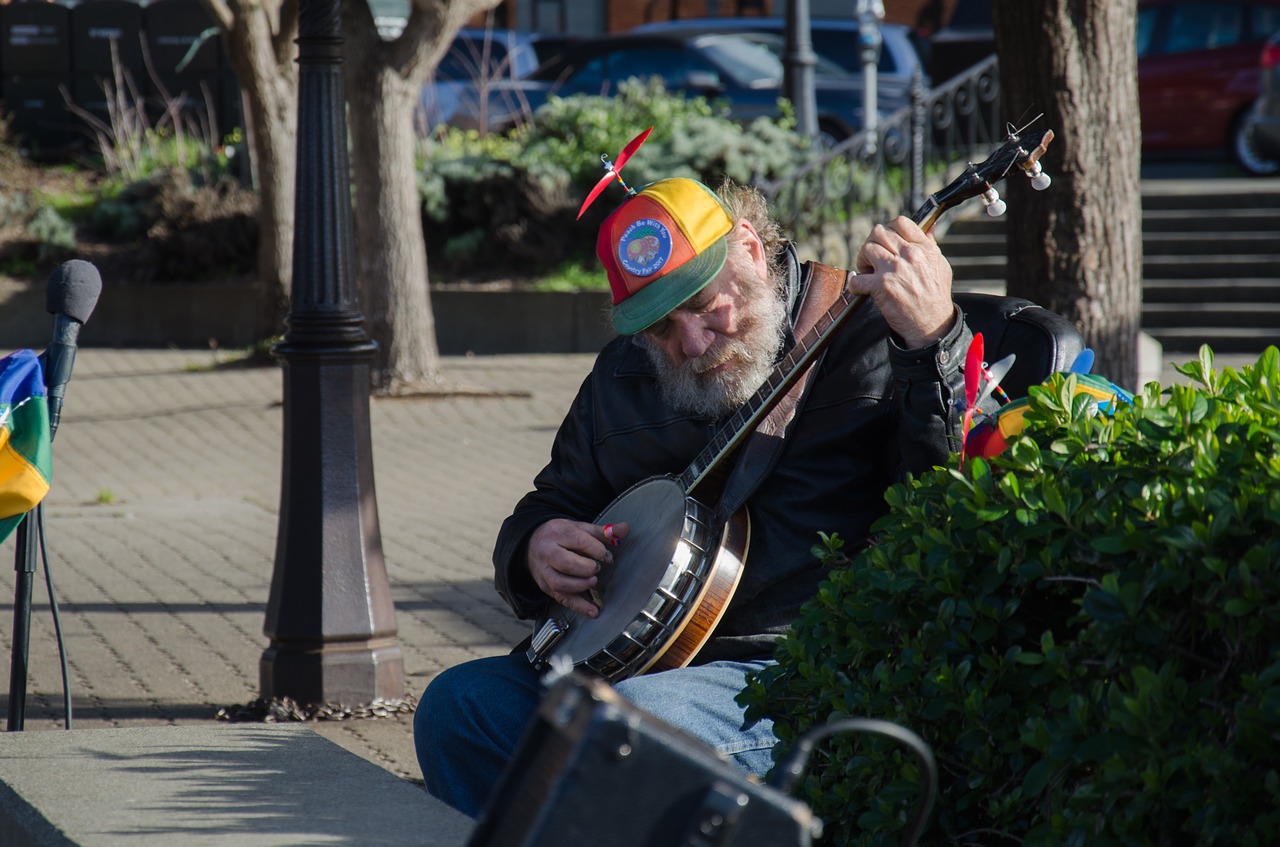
526, 518, 630, 619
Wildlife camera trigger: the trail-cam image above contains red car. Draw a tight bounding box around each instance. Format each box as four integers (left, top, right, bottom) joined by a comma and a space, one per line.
1254, 33, 1280, 160
932, 0, 1280, 174
1138, 0, 1280, 174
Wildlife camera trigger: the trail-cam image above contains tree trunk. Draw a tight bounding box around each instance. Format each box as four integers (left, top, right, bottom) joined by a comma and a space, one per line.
241, 68, 297, 342
203, 0, 514, 361
992, 0, 1143, 389
202, 0, 299, 343
348, 64, 444, 391
342, 0, 500, 394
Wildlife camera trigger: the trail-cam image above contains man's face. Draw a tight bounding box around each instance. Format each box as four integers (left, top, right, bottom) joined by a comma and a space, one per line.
637, 241, 786, 420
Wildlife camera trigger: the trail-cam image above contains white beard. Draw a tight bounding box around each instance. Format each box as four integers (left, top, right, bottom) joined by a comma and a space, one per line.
639, 281, 788, 421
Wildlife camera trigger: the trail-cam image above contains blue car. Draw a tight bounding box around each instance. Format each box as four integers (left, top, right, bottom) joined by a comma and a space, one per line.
629, 16, 929, 90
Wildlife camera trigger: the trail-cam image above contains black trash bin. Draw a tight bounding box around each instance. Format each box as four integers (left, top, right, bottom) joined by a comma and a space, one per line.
68, 0, 147, 128
0, 2, 76, 150
144, 0, 224, 135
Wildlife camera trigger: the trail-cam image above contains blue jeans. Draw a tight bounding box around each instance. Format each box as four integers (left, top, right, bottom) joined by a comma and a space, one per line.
413, 653, 778, 818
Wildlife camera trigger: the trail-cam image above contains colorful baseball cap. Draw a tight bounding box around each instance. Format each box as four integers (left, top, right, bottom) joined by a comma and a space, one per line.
597, 178, 734, 335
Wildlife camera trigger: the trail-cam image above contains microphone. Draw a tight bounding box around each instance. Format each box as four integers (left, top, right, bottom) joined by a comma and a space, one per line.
43, 260, 103, 439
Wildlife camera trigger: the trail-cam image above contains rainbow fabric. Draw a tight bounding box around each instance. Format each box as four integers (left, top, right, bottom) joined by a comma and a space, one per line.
0, 349, 51, 543
963, 372, 1133, 461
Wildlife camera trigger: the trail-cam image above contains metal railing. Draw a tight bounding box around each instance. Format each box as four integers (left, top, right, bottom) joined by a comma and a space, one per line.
757, 55, 1003, 268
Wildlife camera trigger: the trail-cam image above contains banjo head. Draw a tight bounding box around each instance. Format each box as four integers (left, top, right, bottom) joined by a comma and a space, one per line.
529, 476, 717, 678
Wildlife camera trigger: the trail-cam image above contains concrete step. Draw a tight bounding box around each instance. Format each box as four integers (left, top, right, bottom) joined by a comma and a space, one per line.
1142, 208, 1280, 232
1140, 181, 1280, 211
952, 279, 1005, 295
951, 278, 1280, 318
944, 220, 1280, 249
936, 233, 1009, 258
939, 181, 1280, 356
938, 215, 1004, 239
1143, 255, 1280, 279
1144, 232, 1280, 256
948, 255, 1280, 282
1142, 302, 1280, 329
0, 725, 473, 846
948, 207, 1280, 238
1147, 326, 1280, 354
947, 255, 1007, 278
1143, 278, 1280, 304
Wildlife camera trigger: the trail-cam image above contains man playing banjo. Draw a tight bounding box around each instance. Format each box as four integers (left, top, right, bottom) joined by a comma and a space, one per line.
414, 172, 971, 818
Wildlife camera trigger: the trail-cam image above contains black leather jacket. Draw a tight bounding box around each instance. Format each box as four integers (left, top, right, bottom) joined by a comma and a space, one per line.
494, 247, 973, 662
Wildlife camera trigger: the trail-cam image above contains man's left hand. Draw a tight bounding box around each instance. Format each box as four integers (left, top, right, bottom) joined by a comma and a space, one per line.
850, 216, 955, 349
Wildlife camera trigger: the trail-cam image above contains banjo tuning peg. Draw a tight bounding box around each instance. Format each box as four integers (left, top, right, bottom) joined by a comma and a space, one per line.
1026, 160, 1052, 191
982, 186, 1006, 217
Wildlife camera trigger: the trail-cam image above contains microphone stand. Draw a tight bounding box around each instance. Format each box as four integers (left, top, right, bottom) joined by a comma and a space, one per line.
7, 503, 43, 731
6, 337, 73, 731
7, 258, 98, 731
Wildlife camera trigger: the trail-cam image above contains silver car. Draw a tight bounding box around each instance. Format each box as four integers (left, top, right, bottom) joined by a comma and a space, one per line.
417, 29, 545, 133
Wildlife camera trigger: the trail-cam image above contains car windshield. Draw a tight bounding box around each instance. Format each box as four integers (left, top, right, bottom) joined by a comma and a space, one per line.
438, 43, 511, 81
695, 34, 786, 86
725, 32, 856, 80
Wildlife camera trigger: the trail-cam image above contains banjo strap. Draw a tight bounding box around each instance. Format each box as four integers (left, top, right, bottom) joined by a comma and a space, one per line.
716, 260, 850, 521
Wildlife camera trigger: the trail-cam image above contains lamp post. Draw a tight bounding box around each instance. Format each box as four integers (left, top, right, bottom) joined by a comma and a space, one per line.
261, 0, 404, 707
857, 0, 884, 155
784, 0, 818, 142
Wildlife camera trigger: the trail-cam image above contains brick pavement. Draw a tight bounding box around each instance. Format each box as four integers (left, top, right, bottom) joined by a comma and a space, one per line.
0, 349, 596, 785
0, 343, 1262, 793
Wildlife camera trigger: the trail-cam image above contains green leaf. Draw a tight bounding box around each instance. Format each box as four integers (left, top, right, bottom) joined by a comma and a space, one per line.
1225, 598, 1256, 616
1023, 759, 1053, 796
1090, 533, 1130, 555
1082, 588, 1127, 625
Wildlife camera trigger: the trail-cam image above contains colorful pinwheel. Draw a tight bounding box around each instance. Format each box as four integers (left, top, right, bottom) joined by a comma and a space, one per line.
962, 332, 984, 446
576, 126, 654, 220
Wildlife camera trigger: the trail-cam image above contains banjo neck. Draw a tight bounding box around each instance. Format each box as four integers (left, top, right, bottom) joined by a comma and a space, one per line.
677, 283, 867, 496
676, 123, 1056, 498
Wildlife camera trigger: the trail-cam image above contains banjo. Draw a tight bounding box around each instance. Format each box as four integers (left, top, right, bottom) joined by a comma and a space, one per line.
528, 125, 1056, 683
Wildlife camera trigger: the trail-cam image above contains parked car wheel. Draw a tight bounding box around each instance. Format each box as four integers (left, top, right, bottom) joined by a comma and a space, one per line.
1233, 104, 1280, 176
816, 118, 850, 149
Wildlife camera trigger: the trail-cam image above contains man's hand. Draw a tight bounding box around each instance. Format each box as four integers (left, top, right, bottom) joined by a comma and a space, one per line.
850, 216, 956, 349
527, 519, 630, 619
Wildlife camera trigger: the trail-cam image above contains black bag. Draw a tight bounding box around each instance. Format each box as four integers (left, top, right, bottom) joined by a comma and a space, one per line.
467, 672, 821, 847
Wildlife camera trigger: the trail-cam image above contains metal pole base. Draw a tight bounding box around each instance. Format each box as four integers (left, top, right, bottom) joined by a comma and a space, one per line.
263, 354, 404, 706
260, 637, 404, 707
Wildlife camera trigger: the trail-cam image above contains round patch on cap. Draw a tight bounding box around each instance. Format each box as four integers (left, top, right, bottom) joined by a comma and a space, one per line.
617, 218, 672, 278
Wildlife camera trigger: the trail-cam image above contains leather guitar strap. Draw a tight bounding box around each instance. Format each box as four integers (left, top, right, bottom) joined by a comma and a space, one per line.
716, 261, 850, 521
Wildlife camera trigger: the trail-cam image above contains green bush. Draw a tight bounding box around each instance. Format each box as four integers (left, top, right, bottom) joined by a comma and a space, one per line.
0, 190, 32, 222
26, 206, 77, 262
417, 78, 818, 276
131, 169, 258, 282
741, 347, 1280, 846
